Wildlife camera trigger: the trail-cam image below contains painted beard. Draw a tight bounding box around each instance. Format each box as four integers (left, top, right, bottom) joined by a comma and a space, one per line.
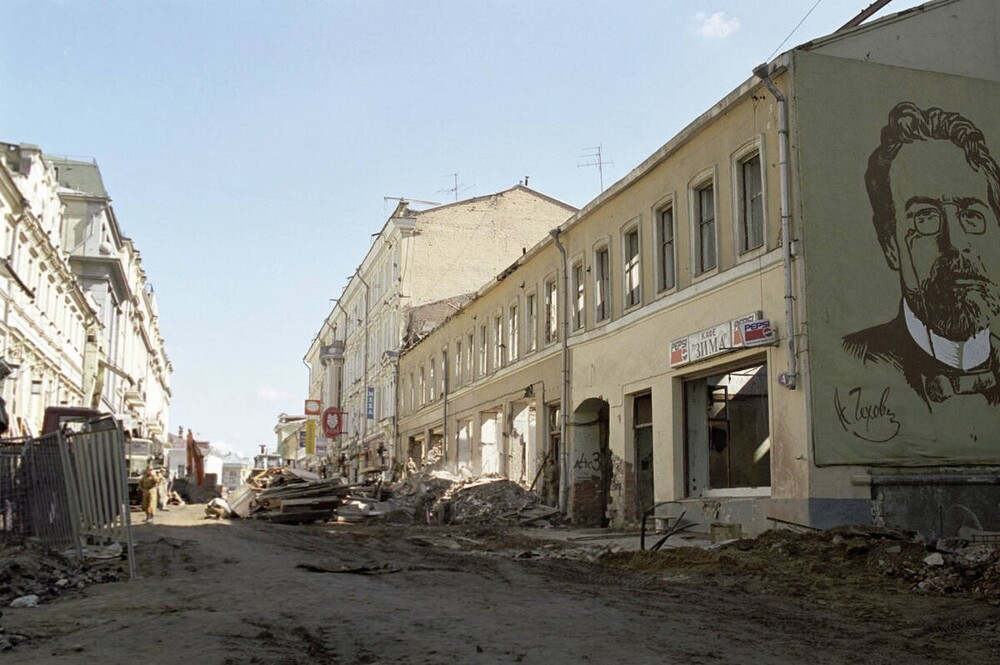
906, 252, 1000, 340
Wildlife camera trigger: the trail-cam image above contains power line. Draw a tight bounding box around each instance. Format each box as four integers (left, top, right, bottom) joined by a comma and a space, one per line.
764, 0, 825, 64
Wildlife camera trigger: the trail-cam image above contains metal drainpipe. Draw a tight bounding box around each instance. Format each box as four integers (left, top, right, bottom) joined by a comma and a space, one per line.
442, 349, 448, 467
2, 213, 26, 397
392, 351, 400, 474
354, 270, 372, 459
332, 297, 353, 471
753, 64, 797, 390
549, 228, 571, 514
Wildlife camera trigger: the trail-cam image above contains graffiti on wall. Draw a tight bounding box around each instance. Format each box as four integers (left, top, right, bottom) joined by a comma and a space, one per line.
573, 451, 603, 474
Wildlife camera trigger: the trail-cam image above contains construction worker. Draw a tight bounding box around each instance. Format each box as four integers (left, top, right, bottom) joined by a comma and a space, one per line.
138, 467, 159, 524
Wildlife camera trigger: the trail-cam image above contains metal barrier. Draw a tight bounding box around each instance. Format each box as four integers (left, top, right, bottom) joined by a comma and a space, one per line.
24, 433, 77, 550
63, 422, 137, 577
0, 421, 136, 579
0, 441, 31, 541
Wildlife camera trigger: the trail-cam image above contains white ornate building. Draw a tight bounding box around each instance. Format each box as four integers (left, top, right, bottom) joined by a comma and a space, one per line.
50, 155, 172, 442
0, 143, 98, 435
0, 142, 171, 441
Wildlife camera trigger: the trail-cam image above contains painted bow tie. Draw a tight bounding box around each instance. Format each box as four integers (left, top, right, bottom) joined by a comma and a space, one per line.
924, 369, 997, 402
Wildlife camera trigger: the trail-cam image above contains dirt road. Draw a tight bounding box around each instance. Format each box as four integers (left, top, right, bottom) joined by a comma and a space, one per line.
3, 504, 998, 664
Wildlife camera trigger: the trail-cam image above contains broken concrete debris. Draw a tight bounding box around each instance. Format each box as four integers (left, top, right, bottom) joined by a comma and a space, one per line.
8, 595, 38, 608
0, 541, 125, 608
230, 467, 559, 527
601, 524, 1000, 603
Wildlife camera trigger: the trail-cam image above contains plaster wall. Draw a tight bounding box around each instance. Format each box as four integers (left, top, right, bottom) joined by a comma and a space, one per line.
810, 0, 1000, 84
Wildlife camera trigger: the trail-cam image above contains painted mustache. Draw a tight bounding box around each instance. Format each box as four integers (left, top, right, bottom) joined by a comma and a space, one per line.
924, 253, 991, 290
912, 252, 1000, 340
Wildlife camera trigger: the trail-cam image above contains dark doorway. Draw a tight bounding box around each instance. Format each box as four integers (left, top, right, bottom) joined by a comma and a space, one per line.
634, 393, 653, 516
572, 398, 610, 527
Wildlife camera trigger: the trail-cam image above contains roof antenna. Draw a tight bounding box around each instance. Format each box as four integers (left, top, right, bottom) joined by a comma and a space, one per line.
578, 145, 612, 192
438, 173, 473, 202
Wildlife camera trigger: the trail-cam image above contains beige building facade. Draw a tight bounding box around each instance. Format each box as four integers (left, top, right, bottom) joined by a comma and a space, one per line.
397, 0, 1000, 539
304, 186, 575, 481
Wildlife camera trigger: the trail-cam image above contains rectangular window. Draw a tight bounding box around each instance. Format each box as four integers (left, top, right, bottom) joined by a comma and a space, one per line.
455, 341, 462, 386
409, 373, 414, 410
659, 207, 675, 291
429, 358, 436, 401
624, 228, 640, 308
572, 262, 584, 331
466, 332, 474, 380
508, 304, 519, 361
441, 351, 447, 397
740, 153, 764, 252
544, 279, 558, 344
419, 367, 425, 405
526, 293, 537, 352
479, 324, 488, 375
494, 314, 504, 367
696, 184, 717, 274
595, 246, 611, 322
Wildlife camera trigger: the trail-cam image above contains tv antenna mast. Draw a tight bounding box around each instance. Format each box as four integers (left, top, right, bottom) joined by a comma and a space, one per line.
578, 145, 613, 192
439, 173, 474, 202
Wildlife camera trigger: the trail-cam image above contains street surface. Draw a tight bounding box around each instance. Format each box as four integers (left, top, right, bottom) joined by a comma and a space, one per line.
4, 504, 998, 664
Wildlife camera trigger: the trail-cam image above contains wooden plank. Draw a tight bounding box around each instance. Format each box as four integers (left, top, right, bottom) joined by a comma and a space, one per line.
517, 506, 560, 525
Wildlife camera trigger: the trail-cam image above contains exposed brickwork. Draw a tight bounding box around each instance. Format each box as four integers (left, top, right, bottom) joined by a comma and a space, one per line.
571, 478, 603, 527
607, 454, 637, 527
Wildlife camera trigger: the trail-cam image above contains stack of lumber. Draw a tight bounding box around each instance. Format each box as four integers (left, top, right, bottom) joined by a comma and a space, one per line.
236, 468, 360, 524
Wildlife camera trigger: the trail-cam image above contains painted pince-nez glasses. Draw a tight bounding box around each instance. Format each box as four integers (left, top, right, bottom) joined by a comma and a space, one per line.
907, 196, 988, 236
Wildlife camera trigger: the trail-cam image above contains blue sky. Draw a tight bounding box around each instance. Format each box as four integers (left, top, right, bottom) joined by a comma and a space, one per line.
1, 0, 927, 458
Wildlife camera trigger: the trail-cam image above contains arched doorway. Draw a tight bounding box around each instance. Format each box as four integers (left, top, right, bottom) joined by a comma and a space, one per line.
571, 398, 610, 527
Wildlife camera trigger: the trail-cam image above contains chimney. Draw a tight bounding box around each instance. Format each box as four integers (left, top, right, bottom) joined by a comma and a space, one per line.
18, 143, 40, 177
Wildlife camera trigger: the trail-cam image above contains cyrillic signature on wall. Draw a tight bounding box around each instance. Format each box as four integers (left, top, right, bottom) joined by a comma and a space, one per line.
835, 386, 901, 443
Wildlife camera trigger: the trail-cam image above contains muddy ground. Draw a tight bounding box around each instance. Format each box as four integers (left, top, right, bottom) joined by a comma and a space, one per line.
2, 505, 999, 664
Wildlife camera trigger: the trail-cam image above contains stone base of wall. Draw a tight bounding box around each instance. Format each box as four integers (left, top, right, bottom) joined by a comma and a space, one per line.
871, 474, 1000, 542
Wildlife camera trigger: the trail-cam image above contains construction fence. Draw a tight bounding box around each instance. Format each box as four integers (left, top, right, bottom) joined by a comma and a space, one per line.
0, 418, 136, 578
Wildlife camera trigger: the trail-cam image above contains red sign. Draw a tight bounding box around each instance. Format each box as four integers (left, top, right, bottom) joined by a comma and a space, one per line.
304, 399, 322, 416
669, 339, 689, 366
322, 407, 343, 438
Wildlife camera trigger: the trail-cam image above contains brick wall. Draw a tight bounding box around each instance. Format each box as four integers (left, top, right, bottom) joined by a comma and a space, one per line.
571, 478, 604, 527
607, 454, 637, 527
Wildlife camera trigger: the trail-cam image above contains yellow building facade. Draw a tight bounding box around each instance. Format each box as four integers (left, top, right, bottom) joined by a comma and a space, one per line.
399, 0, 1000, 538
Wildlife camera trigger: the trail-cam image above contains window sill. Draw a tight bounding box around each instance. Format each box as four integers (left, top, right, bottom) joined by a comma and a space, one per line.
699, 486, 771, 499
736, 245, 767, 264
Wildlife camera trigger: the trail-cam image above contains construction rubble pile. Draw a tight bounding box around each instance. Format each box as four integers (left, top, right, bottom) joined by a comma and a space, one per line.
226, 466, 559, 527
0, 542, 125, 603
601, 524, 1000, 604
432, 477, 561, 526
1, 541, 125, 650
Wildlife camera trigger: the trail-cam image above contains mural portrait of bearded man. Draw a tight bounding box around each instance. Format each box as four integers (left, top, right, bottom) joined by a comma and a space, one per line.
843, 101, 1000, 409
